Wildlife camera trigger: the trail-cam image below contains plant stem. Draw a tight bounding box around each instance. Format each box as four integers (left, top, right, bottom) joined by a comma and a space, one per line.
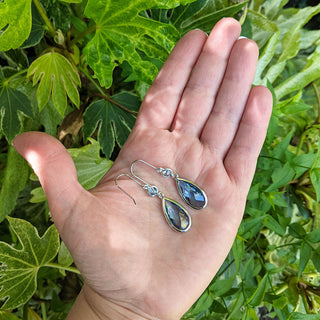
79, 65, 138, 116
39, 281, 47, 320
312, 82, 320, 124
44, 262, 81, 274
32, 0, 56, 37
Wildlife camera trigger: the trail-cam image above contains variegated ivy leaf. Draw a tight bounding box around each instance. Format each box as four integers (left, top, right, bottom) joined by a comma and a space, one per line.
30, 138, 113, 203
0, 217, 60, 310
27, 51, 81, 116
0, 0, 32, 51
83, 0, 192, 88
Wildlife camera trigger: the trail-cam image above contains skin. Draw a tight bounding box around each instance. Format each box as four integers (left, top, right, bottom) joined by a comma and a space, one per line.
13, 18, 273, 320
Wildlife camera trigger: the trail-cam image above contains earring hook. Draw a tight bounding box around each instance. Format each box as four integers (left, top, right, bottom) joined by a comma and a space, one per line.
130, 159, 158, 185
114, 173, 144, 205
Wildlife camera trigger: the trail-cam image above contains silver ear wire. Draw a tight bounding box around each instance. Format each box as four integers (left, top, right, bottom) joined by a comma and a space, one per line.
115, 173, 143, 205
130, 159, 158, 185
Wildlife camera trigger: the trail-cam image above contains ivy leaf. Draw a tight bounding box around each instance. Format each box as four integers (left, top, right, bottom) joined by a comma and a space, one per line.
0, 217, 60, 310
68, 138, 113, 190
83, 92, 139, 157
21, 3, 45, 49
30, 139, 113, 203
0, 83, 33, 142
83, 0, 189, 88
0, 0, 32, 51
27, 51, 81, 116
0, 146, 29, 223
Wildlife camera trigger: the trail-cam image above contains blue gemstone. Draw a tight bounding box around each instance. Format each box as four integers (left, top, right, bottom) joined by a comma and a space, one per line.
162, 198, 191, 232
147, 185, 158, 197
176, 178, 207, 210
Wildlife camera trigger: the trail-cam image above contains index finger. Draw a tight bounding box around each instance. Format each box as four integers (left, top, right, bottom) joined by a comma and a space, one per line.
135, 29, 207, 130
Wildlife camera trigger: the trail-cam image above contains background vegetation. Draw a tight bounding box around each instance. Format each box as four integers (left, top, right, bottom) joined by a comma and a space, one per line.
0, 0, 320, 319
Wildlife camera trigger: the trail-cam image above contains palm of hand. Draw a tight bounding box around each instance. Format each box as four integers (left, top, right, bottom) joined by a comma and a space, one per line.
14, 19, 272, 320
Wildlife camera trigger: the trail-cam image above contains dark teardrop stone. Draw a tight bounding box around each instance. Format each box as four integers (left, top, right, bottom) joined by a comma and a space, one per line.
176, 178, 207, 210
162, 198, 191, 232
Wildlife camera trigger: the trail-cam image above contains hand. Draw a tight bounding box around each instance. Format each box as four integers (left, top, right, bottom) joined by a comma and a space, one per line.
14, 18, 272, 320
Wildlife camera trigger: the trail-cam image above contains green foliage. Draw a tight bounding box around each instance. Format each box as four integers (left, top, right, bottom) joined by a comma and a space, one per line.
0, 0, 320, 319
0, 0, 33, 51
0, 81, 33, 142
0, 217, 59, 309
28, 51, 81, 115
83, 93, 139, 157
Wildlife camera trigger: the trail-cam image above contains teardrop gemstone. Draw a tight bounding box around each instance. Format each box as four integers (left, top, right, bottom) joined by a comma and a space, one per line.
176, 178, 207, 210
162, 198, 191, 232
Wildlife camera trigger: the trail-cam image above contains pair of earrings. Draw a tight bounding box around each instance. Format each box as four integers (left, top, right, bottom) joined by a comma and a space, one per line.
115, 160, 207, 233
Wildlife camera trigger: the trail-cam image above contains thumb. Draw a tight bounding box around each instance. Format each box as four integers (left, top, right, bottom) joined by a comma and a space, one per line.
13, 131, 84, 231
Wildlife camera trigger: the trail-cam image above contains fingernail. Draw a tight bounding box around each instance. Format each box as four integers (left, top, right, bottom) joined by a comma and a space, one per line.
194, 28, 208, 36
238, 36, 248, 40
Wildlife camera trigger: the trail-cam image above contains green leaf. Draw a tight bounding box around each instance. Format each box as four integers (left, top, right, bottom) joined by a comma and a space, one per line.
0, 146, 29, 223
311, 246, 320, 272
247, 273, 268, 307
254, 31, 280, 85
0, 217, 60, 309
83, 0, 187, 88
171, 1, 248, 34
266, 162, 295, 192
298, 242, 312, 278
289, 223, 306, 239
58, 241, 73, 267
210, 275, 236, 298
273, 131, 294, 159
0, 84, 33, 142
290, 313, 320, 320
30, 139, 112, 203
0, 0, 32, 51
275, 44, 320, 100
232, 236, 244, 272
191, 290, 213, 315
310, 147, 320, 202
21, 3, 45, 49
263, 215, 285, 236
0, 311, 21, 320
280, 101, 312, 115
306, 229, 320, 243
27, 51, 81, 116
311, 169, 320, 203
68, 138, 113, 190
83, 93, 138, 157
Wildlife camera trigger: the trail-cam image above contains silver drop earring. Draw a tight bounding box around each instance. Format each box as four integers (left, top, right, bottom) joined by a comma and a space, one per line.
115, 173, 191, 233
131, 160, 208, 210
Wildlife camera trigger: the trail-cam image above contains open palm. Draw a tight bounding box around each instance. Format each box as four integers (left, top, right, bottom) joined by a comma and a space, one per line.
14, 18, 272, 320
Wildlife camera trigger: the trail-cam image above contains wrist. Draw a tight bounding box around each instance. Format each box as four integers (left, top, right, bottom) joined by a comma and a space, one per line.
67, 285, 159, 320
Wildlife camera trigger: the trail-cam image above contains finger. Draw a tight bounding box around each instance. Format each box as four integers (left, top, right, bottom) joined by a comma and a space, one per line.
224, 86, 273, 191
13, 132, 85, 231
171, 18, 241, 136
200, 38, 259, 157
135, 29, 207, 130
